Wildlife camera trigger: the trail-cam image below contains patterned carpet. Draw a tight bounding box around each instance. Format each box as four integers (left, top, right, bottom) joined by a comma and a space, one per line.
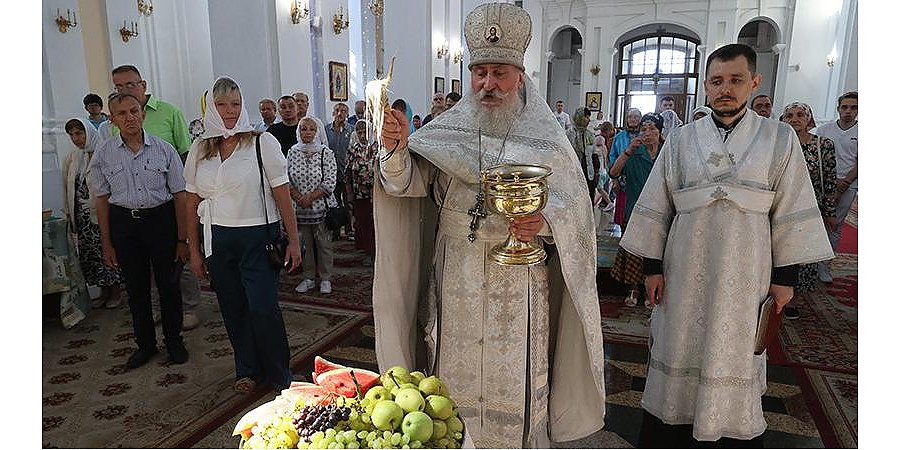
277, 241, 374, 311
42, 291, 369, 448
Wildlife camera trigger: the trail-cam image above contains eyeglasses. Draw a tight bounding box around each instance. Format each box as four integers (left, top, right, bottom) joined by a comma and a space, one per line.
114, 80, 143, 92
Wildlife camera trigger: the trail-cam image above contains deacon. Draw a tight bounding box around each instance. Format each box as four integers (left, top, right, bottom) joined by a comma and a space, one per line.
620, 44, 834, 445
372, 3, 606, 448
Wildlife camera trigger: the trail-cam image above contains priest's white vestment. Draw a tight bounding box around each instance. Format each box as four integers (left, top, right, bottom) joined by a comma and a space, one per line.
620, 111, 834, 441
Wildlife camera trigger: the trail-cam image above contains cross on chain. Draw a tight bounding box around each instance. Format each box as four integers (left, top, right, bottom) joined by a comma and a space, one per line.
467, 191, 488, 242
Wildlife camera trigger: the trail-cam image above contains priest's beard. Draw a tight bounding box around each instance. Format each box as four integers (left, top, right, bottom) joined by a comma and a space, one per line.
474, 88, 525, 135
711, 98, 748, 118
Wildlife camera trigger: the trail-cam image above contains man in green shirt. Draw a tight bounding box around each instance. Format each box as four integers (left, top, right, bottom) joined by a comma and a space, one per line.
110, 65, 192, 156
110, 65, 199, 331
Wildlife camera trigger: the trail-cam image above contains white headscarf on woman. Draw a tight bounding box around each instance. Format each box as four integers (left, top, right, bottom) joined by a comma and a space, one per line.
660, 109, 683, 139
64, 117, 102, 221
200, 76, 254, 140
691, 105, 712, 122
291, 117, 328, 155
291, 116, 328, 153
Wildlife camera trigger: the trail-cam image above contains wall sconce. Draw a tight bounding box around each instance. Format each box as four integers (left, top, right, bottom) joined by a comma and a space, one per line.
291, 0, 309, 24
333, 6, 349, 34
436, 42, 449, 59
368, 0, 384, 17
137, 0, 153, 16
452, 49, 464, 64
54, 8, 78, 33
590, 64, 600, 76
826, 50, 837, 68
119, 20, 139, 42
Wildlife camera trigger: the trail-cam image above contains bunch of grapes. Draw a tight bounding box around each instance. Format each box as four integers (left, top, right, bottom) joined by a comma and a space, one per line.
293, 404, 352, 443
241, 415, 299, 449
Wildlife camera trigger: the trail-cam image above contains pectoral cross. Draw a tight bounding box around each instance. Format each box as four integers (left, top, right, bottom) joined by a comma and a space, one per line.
467, 192, 488, 242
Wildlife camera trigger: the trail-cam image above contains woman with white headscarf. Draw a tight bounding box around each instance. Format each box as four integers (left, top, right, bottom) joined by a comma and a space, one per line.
62, 117, 124, 308
659, 109, 683, 139
183, 76, 301, 393
691, 105, 712, 122
287, 117, 338, 295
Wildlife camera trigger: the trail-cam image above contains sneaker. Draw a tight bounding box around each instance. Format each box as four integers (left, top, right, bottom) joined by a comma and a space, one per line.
126, 348, 159, 370
295, 279, 315, 293
818, 262, 833, 283
320, 280, 332, 294
624, 290, 639, 307
167, 344, 189, 364
783, 306, 800, 320
182, 311, 200, 331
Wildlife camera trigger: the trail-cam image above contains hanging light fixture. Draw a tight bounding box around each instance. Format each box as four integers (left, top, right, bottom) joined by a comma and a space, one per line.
137, 0, 153, 17
291, 0, 309, 24
369, 0, 384, 17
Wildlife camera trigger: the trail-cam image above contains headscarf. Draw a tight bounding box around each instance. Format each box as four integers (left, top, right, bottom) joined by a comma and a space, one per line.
570, 107, 595, 180
70, 117, 100, 175
350, 119, 370, 148
201, 76, 254, 139
660, 109, 682, 139
624, 107, 642, 131
691, 105, 712, 121
405, 105, 415, 134
573, 107, 590, 131
639, 112, 664, 132
292, 117, 328, 154
783, 101, 812, 119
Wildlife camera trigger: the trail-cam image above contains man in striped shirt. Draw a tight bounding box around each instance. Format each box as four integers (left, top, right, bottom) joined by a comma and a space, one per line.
91, 93, 190, 370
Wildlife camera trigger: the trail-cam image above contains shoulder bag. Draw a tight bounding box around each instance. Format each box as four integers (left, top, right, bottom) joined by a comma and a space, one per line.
255, 135, 289, 269
320, 149, 350, 232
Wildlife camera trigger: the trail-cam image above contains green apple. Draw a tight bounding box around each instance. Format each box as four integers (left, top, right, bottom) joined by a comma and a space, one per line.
430, 419, 448, 440
401, 411, 434, 443
417, 376, 446, 397
371, 400, 404, 431
409, 371, 426, 384
394, 388, 426, 413
424, 395, 454, 420
365, 386, 394, 402
446, 416, 463, 433
391, 382, 419, 397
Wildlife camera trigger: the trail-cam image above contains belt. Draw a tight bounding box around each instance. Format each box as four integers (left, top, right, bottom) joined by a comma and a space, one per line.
111, 201, 173, 219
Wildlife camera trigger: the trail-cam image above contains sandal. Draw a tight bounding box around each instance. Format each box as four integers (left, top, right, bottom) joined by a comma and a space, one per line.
234, 377, 257, 393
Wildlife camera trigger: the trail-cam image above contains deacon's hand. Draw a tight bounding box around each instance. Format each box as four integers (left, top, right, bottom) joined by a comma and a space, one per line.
768, 283, 794, 314
509, 213, 546, 242
381, 107, 409, 152
645, 274, 665, 306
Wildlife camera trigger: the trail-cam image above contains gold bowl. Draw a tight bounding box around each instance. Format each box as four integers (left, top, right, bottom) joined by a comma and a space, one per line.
481, 164, 552, 265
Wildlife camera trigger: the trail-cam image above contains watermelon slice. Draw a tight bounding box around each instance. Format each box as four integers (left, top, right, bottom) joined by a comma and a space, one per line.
280, 384, 333, 406
313, 356, 346, 380
315, 368, 380, 398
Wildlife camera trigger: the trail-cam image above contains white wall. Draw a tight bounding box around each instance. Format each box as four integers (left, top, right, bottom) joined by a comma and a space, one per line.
382, 0, 431, 117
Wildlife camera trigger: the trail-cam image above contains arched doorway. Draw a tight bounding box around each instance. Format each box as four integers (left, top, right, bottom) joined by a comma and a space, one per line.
613, 26, 701, 127
546, 27, 583, 110
738, 19, 781, 102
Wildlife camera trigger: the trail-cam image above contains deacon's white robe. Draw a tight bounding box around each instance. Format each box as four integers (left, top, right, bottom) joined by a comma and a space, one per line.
620, 111, 834, 441
372, 77, 606, 448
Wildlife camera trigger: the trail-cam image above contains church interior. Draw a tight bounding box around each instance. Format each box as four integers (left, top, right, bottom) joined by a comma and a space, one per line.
41, 0, 859, 448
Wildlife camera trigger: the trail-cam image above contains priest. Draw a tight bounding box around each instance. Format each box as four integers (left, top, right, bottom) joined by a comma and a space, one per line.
620, 43, 834, 445
370, 3, 606, 447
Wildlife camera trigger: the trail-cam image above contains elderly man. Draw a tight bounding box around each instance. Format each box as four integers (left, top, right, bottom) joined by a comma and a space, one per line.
373, 3, 605, 447
110, 65, 202, 330
255, 98, 278, 132
751, 93, 773, 118
620, 44, 833, 446
293, 91, 310, 119
420, 92, 446, 126
91, 93, 190, 369
348, 99, 366, 127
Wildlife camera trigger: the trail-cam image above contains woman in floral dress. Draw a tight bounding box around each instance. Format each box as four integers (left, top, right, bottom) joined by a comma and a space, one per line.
781, 102, 838, 319
345, 120, 377, 265
61, 118, 124, 308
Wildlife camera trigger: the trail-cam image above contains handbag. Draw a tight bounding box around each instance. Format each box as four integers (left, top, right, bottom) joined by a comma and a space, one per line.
255, 135, 288, 269
319, 150, 350, 232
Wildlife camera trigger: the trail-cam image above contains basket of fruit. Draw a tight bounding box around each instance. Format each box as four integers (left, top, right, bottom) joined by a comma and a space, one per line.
234, 356, 467, 449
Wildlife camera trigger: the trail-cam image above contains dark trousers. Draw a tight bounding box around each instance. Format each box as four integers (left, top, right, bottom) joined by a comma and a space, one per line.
109, 202, 183, 352
207, 223, 292, 389
638, 410, 764, 448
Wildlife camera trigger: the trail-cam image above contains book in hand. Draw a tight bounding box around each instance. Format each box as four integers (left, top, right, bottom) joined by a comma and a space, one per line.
754, 296, 782, 355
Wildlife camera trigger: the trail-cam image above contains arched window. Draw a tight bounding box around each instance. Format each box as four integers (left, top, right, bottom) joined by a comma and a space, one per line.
614, 32, 700, 126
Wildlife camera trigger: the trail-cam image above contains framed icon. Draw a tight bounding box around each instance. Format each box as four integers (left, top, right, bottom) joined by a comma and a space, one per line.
329, 61, 348, 101
434, 77, 445, 94
451, 79, 461, 94
585, 92, 602, 112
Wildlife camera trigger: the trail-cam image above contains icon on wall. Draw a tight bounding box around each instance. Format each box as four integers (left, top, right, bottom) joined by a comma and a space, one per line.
434, 77, 445, 94
585, 91, 602, 112
329, 61, 348, 101
451, 79, 461, 95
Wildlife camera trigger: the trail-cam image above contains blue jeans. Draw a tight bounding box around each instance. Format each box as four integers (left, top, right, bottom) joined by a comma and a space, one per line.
207, 223, 292, 389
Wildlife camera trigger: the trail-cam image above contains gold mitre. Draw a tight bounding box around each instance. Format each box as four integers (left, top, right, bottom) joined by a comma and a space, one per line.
464, 2, 532, 71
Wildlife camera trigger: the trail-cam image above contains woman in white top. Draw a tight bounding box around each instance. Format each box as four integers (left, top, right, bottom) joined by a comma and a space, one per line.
287, 117, 338, 295
62, 117, 124, 308
184, 77, 301, 393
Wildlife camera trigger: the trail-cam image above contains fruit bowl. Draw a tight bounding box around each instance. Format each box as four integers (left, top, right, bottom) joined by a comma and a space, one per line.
234, 356, 468, 449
